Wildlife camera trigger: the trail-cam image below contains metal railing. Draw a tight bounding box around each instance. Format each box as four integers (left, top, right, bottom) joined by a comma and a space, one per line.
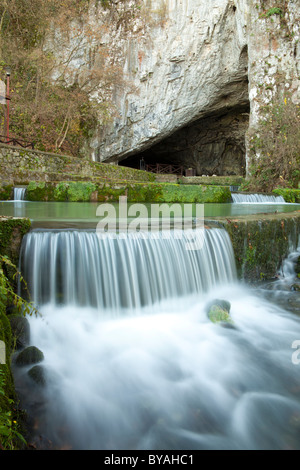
0, 135, 35, 149
146, 163, 184, 175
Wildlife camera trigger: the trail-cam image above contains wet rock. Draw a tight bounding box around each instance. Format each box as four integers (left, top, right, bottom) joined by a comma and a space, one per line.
15, 346, 44, 366
295, 256, 300, 277
9, 315, 30, 349
291, 284, 300, 292
28, 365, 46, 386
205, 299, 235, 327
206, 299, 231, 313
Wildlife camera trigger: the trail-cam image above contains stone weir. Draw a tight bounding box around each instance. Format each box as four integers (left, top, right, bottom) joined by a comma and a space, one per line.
208, 210, 300, 282
0, 210, 299, 285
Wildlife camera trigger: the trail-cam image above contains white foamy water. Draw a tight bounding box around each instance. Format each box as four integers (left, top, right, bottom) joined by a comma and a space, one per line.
13, 187, 26, 201
231, 193, 285, 203
23, 286, 300, 450
15, 228, 300, 450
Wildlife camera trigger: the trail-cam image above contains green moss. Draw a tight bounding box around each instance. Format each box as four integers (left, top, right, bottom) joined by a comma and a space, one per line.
0, 267, 22, 449
221, 214, 300, 281
0, 218, 31, 276
158, 184, 231, 203
264, 7, 283, 18
208, 306, 234, 325
67, 182, 97, 202
26, 181, 55, 201
180, 176, 244, 186
0, 182, 13, 201
23, 180, 232, 203
53, 182, 69, 201
273, 188, 300, 203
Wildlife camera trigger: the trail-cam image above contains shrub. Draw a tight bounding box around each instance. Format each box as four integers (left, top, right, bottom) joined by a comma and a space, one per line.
245, 92, 300, 192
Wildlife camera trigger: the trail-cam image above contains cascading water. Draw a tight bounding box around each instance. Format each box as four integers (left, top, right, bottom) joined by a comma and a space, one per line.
19, 229, 236, 311
231, 193, 285, 203
15, 227, 300, 450
13, 187, 26, 201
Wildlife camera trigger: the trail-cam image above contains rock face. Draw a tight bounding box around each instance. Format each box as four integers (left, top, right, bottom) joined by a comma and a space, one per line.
86, 0, 299, 175
94, 0, 249, 171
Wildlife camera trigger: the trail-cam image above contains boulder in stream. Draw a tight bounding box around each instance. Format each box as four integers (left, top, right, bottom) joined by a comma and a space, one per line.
206, 299, 235, 328
15, 346, 44, 366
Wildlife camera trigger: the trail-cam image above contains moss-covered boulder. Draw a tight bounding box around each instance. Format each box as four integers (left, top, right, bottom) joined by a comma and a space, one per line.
27, 365, 46, 386
0, 217, 31, 264
9, 316, 30, 350
296, 256, 300, 278
206, 299, 235, 327
15, 346, 44, 366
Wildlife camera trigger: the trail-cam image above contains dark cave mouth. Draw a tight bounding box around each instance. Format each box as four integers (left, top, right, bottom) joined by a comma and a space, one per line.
119, 103, 250, 177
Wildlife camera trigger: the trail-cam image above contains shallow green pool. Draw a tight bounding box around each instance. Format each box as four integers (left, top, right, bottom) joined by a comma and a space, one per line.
0, 200, 299, 229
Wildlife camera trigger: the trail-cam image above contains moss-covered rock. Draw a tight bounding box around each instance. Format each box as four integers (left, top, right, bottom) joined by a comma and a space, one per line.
296, 256, 300, 277
27, 365, 46, 386
26, 181, 55, 201
0, 267, 21, 449
180, 176, 244, 186
156, 184, 232, 203
212, 212, 300, 281
67, 182, 97, 202
9, 316, 30, 350
23, 180, 232, 203
0, 217, 31, 285
206, 299, 234, 326
15, 346, 44, 366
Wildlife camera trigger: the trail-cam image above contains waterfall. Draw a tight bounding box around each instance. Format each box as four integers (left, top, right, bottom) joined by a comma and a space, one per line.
15, 226, 300, 450
231, 193, 285, 203
19, 228, 236, 311
13, 187, 26, 201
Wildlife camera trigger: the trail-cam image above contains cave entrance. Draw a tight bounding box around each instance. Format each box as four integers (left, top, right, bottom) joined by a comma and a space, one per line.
120, 104, 249, 177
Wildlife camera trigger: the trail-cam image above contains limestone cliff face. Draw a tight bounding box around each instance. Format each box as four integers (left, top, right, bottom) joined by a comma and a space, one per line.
88, 0, 299, 176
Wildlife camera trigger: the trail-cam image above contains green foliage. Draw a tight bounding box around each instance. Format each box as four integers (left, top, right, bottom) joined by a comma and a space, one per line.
157, 184, 231, 203
0, 183, 13, 201
245, 92, 300, 192
272, 188, 300, 203
0, 368, 27, 450
0, 255, 39, 318
0, 0, 122, 156
23, 180, 232, 203
66, 182, 97, 202
264, 7, 283, 17
0, 256, 35, 450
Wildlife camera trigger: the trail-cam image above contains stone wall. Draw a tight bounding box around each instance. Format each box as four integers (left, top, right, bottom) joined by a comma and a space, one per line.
0, 144, 156, 187
213, 210, 300, 281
